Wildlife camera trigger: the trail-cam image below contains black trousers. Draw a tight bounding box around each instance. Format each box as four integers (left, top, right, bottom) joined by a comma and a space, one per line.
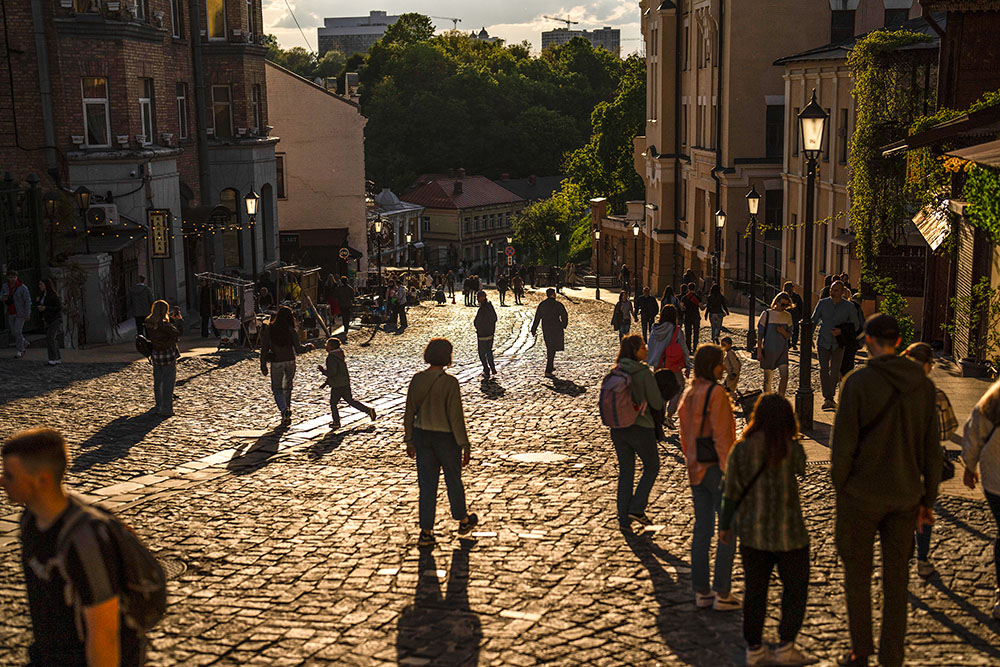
135, 317, 145, 337
684, 320, 700, 353
545, 348, 557, 374
740, 544, 810, 648
640, 315, 654, 342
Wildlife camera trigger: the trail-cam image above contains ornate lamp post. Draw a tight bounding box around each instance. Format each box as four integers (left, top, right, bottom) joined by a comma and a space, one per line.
554, 232, 561, 292
405, 231, 413, 277
745, 185, 761, 350
506, 235, 513, 277
594, 226, 601, 300
74, 185, 91, 254
632, 220, 640, 299
485, 238, 492, 285
370, 216, 391, 283
794, 90, 829, 431
244, 190, 259, 280
714, 208, 727, 288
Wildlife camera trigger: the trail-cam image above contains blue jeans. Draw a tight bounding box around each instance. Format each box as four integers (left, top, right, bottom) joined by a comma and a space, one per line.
269, 360, 295, 413
611, 425, 659, 523
414, 428, 467, 531
152, 362, 177, 413
691, 465, 735, 595
709, 313, 724, 343
478, 338, 496, 374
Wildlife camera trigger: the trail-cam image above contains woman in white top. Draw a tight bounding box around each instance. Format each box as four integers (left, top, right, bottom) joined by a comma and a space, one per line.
612, 291, 636, 341
756, 293, 793, 396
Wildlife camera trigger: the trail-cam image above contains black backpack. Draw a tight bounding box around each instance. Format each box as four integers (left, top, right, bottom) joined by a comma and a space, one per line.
135, 334, 152, 357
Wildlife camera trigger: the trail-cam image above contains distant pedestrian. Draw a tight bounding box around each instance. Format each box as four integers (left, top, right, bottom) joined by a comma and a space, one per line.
257, 287, 274, 312
475, 290, 498, 379
260, 305, 315, 426
605, 334, 665, 529
782, 282, 802, 350
636, 287, 659, 342
145, 300, 184, 416
336, 276, 355, 336
446, 270, 456, 297
902, 342, 958, 579
647, 304, 691, 429
619, 264, 631, 293
127, 275, 154, 337
811, 281, 860, 411
721, 336, 741, 394
831, 314, 941, 667
704, 284, 730, 344
404, 338, 479, 547
37, 278, 62, 365
318, 337, 376, 428
757, 293, 793, 397
198, 278, 213, 337
2, 269, 31, 358
681, 282, 703, 354
530, 288, 568, 377
677, 344, 739, 611
719, 394, 814, 667
820, 274, 834, 300
1, 428, 152, 666
497, 275, 509, 306
840, 289, 865, 378
660, 285, 680, 314
512, 275, 524, 305
565, 262, 577, 287
960, 376, 1000, 620
611, 291, 637, 341
397, 281, 409, 330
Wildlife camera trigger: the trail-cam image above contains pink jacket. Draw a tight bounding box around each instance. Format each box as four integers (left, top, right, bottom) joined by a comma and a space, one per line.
677, 378, 737, 485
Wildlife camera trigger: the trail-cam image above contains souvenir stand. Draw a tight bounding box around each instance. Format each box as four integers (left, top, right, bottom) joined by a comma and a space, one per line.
195, 272, 257, 350
274, 264, 329, 341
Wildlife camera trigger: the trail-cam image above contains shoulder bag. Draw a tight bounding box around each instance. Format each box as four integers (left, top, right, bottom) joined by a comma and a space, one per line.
756, 310, 769, 363
695, 384, 720, 463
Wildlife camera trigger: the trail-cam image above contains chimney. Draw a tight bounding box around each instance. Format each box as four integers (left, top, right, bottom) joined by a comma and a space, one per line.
528, 174, 537, 185
500, 173, 510, 180
457, 167, 466, 179
448, 168, 456, 178
454, 181, 463, 195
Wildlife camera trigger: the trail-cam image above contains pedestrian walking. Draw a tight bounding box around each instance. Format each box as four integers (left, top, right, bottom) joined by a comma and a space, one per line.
397, 281, 409, 330
1, 428, 155, 666
127, 275, 154, 337
619, 264, 631, 293
783, 282, 803, 350
681, 282, 703, 354
260, 305, 315, 426
145, 300, 183, 416
719, 394, 814, 667
475, 290, 498, 379
512, 275, 524, 305
611, 291, 637, 341
840, 289, 865, 378
660, 285, 680, 314
721, 336, 741, 394
757, 293, 793, 397
37, 278, 62, 365
602, 334, 665, 529
1, 269, 31, 358
497, 275, 509, 306
636, 287, 659, 342
318, 337, 376, 428
677, 343, 740, 611
960, 376, 1000, 620
811, 281, 861, 411
447, 270, 455, 298
404, 338, 479, 547
902, 342, 959, 579
530, 288, 568, 377
831, 314, 941, 667
820, 274, 834, 300
198, 278, 213, 337
565, 262, 577, 287
647, 304, 692, 428
705, 284, 730, 344
336, 276, 355, 337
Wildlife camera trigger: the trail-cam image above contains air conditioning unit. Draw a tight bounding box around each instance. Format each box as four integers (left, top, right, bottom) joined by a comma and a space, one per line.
86, 203, 120, 228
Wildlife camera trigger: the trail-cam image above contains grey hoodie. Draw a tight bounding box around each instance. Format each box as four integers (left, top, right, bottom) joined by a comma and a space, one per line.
646, 321, 692, 371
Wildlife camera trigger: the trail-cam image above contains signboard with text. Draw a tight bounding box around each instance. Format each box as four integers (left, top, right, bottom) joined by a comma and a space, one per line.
147, 209, 171, 259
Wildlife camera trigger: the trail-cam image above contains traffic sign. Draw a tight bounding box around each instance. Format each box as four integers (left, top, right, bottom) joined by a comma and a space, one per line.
507, 256, 513, 266
505, 245, 515, 257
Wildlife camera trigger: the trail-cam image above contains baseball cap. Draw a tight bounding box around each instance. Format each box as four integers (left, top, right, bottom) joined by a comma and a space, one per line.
864, 313, 900, 341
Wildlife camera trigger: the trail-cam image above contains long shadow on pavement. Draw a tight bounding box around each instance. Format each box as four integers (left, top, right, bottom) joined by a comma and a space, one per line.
0, 360, 131, 406
397, 539, 481, 665
173, 350, 254, 388
543, 378, 586, 397
908, 579, 1000, 658
225, 428, 284, 475
70, 412, 168, 472
480, 377, 505, 399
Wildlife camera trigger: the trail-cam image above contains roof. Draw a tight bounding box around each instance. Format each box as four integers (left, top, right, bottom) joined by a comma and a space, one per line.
494, 175, 564, 203
921, 0, 1000, 9
401, 175, 525, 210
774, 13, 944, 66
947, 138, 1000, 167
882, 104, 1000, 156
264, 60, 360, 109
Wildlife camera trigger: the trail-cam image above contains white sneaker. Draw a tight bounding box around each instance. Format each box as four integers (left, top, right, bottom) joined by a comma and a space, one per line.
746, 645, 771, 666
713, 591, 742, 611
917, 559, 936, 578
47, 360, 57, 366
695, 590, 716, 608
773, 641, 817, 665
14, 352, 23, 359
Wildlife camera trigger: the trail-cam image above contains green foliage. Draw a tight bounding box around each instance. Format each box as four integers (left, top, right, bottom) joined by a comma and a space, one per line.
847, 29, 933, 280
942, 276, 1000, 365
965, 165, 1000, 244
872, 276, 915, 348
314, 50, 347, 79
379, 13, 435, 47
265, 37, 351, 89
512, 191, 582, 266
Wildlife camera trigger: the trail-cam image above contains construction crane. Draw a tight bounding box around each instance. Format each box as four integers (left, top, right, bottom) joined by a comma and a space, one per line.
431, 16, 462, 30
543, 15, 579, 29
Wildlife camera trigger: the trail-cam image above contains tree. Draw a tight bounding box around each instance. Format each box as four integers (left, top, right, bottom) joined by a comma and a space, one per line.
380, 13, 435, 47
314, 49, 346, 80
277, 47, 317, 78
512, 192, 581, 266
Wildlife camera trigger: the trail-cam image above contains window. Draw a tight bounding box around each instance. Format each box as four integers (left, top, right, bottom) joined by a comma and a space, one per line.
246, 0, 255, 39
764, 190, 783, 242
176, 83, 189, 139
789, 214, 797, 261
422, 216, 430, 232
792, 107, 799, 156
681, 177, 687, 219
474, 216, 479, 231
884, 8, 909, 28
650, 62, 658, 121
210, 85, 232, 137
765, 104, 784, 159
171, 0, 182, 37
133, 0, 145, 20
817, 222, 827, 273
275, 154, 286, 198
139, 78, 154, 145
207, 0, 226, 39
74, 0, 98, 12
251, 84, 261, 133
82, 77, 110, 147
823, 107, 831, 161
219, 188, 243, 268
838, 108, 849, 164
463, 217, 470, 234
831, 10, 855, 43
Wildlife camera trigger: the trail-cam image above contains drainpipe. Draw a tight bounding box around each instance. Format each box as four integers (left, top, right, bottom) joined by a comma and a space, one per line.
672, 0, 682, 290
28, 0, 59, 180
710, 0, 726, 286
188, 0, 212, 202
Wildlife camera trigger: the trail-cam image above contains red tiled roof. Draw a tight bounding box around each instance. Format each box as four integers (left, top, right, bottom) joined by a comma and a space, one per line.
401, 175, 525, 209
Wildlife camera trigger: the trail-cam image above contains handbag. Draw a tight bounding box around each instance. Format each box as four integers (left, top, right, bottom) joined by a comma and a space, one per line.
695, 384, 720, 463
755, 310, 769, 363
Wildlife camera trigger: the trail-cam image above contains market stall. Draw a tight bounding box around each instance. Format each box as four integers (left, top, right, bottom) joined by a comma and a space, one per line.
195, 272, 258, 349
273, 264, 329, 342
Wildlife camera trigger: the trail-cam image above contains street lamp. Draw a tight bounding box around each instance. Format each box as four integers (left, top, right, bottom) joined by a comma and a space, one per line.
554, 232, 561, 292
714, 208, 726, 288
405, 231, 413, 277
632, 220, 641, 299
506, 235, 513, 277
745, 185, 761, 350
794, 89, 829, 431
244, 190, 259, 280
44, 192, 58, 262
593, 226, 601, 300
485, 238, 492, 285
371, 216, 387, 282
74, 185, 91, 254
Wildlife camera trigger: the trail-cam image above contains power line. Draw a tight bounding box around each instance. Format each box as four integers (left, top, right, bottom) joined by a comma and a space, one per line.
281, 0, 315, 55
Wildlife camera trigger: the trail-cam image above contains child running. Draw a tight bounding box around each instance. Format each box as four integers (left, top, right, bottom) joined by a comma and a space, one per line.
318, 337, 377, 428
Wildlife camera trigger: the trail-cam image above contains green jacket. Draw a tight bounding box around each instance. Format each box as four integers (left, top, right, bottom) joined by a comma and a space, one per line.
404, 368, 469, 451
618, 358, 665, 430
831, 354, 942, 510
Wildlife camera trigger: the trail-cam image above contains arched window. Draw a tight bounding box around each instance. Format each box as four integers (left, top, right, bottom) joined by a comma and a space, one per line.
220, 188, 243, 268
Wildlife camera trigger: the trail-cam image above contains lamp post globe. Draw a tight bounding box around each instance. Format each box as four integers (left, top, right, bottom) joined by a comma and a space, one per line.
632, 220, 640, 298
745, 185, 761, 349
554, 232, 561, 291
593, 227, 601, 300
244, 190, 260, 279
714, 209, 726, 287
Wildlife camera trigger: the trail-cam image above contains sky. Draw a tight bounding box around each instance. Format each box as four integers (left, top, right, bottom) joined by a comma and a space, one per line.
263, 0, 644, 56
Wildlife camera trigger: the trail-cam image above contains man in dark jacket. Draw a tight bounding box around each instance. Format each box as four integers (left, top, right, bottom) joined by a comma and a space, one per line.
127, 275, 154, 336
636, 287, 659, 342
831, 313, 942, 667
198, 279, 213, 338
681, 283, 702, 353
336, 277, 355, 337
497, 275, 509, 306
531, 288, 568, 376
474, 290, 498, 378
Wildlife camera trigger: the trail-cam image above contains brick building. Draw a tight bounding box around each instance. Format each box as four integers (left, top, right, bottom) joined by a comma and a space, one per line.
0, 0, 279, 340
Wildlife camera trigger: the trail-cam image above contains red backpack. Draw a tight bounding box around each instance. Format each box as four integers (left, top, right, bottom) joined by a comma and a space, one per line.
660, 327, 685, 371
599, 366, 647, 428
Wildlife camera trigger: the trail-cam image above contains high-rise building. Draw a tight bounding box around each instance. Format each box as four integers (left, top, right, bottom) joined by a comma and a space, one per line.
318, 10, 400, 56
541, 27, 621, 56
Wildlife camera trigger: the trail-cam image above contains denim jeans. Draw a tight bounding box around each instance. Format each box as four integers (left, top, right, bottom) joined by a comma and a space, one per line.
617, 319, 632, 341
11, 316, 26, 354
708, 313, 724, 343
915, 524, 932, 561
329, 386, 370, 426
152, 362, 177, 413
269, 360, 296, 413
413, 428, 467, 531
477, 338, 496, 374
690, 465, 735, 595
45, 321, 62, 361
667, 369, 685, 417
817, 345, 845, 401
741, 544, 809, 647
988, 491, 1000, 583
611, 425, 659, 523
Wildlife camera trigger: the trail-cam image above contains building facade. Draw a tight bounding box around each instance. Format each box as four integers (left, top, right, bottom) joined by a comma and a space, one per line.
317, 10, 399, 57
0, 0, 279, 342
542, 27, 621, 56
369, 189, 425, 270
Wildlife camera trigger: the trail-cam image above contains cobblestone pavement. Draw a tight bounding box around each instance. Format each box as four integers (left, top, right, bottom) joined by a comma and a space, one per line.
0, 291, 998, 666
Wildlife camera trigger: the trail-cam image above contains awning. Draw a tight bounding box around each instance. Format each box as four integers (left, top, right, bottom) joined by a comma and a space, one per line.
912, 200, 952, 251
831, 231, 855, 247
882, 105, 1000, 157
947, 138, 1000, 168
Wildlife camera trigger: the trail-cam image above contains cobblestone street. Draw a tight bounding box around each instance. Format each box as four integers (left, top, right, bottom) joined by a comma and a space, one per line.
1, 290, 998, 666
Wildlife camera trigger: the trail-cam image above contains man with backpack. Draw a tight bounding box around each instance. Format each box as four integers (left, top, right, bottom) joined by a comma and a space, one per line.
1, 428, 163, 665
